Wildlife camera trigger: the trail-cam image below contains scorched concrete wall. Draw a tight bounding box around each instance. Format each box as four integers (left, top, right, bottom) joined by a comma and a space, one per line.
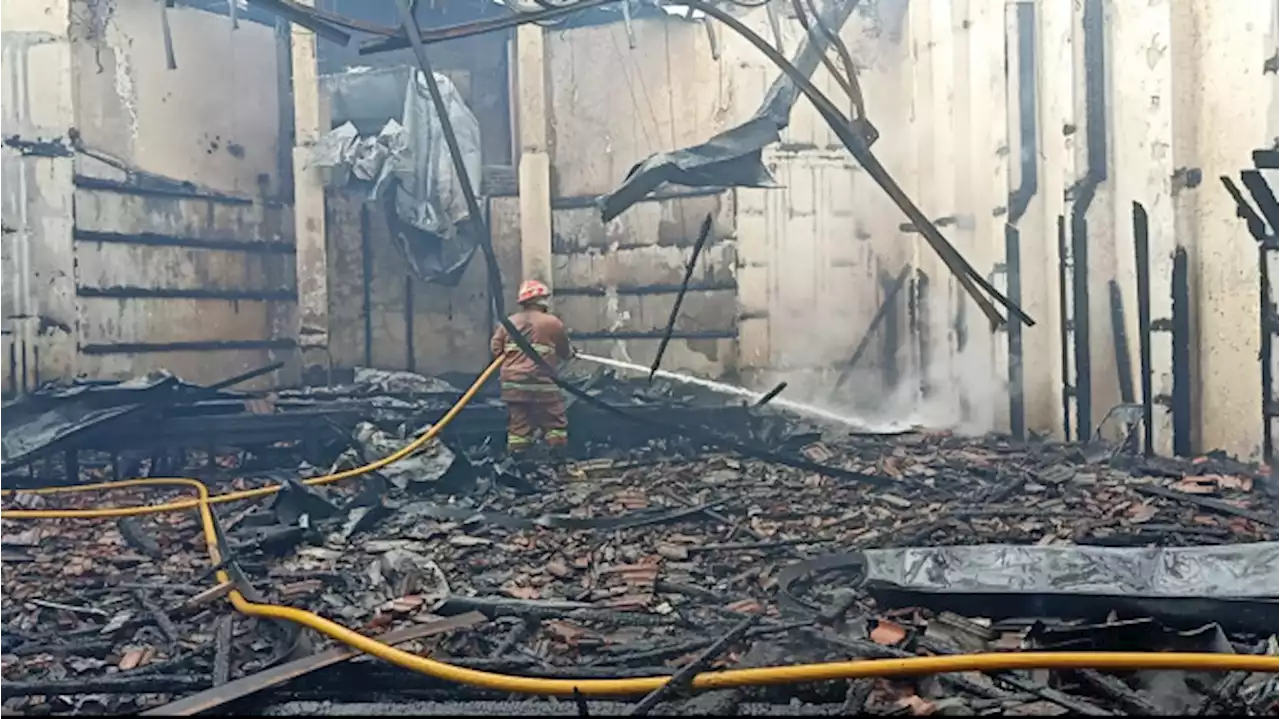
323, 191, 518, 375
2, 0, 294, 392
542, 17, 741, 377
71, 1, 284, 196
2, 0, 79, 393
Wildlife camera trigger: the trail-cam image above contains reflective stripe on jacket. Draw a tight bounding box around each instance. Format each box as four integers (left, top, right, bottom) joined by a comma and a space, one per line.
490, 309, 572, 392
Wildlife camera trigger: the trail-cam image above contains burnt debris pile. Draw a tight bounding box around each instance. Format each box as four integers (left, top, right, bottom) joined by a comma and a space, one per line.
2, 367, 1278, 716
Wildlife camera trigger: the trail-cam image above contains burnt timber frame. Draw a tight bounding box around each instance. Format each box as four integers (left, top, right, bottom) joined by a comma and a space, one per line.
1221, 148, 1279, 464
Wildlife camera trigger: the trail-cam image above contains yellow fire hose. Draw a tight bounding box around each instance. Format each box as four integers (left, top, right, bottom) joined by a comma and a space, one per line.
1, 359, 1276, 695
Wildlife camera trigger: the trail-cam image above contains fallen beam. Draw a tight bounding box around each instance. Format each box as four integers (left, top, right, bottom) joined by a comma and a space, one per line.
1133, 484, 1279, 527
627, 615, 755, 715
649, 215, 713, 380
4, 674, 210, 697
140, 611, 486, 716
833, 264, 911, 391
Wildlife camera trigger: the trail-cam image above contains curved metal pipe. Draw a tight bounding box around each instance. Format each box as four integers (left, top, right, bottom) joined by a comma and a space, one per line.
1064, 0, 1109, 438
680, 0, 1032, 328
322, 0, 1032, 325
304, 0, 1033, 331
1005, 2, 1040, 440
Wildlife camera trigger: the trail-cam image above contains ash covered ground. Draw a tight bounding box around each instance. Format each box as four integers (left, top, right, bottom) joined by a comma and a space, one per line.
2, 369, 1277, 715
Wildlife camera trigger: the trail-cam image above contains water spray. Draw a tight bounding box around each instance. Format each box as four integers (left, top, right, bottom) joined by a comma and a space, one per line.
574, 353, 910, 432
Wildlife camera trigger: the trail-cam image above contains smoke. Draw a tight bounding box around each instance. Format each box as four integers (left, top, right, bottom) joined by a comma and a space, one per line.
747, 282, 1008, 436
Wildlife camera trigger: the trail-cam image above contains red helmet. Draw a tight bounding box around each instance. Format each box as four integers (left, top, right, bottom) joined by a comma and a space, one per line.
517, 279, 551, 305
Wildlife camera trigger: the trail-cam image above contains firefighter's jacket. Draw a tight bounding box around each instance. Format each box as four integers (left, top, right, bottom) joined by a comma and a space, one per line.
490, 309, 572, 402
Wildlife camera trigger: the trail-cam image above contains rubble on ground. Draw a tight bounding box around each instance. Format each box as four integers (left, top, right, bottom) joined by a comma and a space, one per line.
2, 370, 1278, 715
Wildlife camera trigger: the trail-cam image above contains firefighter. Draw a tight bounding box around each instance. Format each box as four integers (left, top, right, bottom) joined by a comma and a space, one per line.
490, 279, 575, 461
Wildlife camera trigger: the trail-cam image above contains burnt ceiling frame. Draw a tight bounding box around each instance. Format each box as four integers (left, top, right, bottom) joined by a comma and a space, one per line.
245, 0, 1034, 329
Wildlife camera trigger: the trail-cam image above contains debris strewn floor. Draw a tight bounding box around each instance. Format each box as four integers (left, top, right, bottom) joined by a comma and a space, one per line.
2, 372, 1277, 716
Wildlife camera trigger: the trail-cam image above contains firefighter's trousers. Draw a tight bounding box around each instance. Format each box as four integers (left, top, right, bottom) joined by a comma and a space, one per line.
502, 384, 568, 455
